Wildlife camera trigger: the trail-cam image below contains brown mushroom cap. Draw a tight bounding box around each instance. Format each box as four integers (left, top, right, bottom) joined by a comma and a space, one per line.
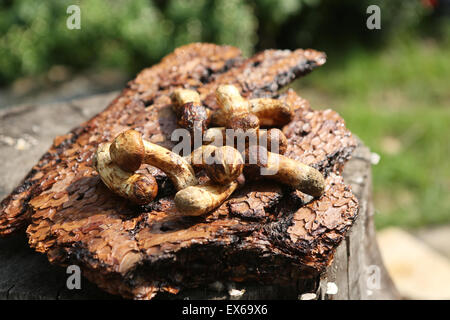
229, 113, 260, 131
110, 129, 145, 172
177, 102, 210, 135
129, 174, 159, 204
205, 146, 244, 184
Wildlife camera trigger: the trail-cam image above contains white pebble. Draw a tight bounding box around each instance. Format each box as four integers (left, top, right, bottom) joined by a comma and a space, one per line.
326, 282, 338, 295
15, 138, 30, 150
228, 288, 245, 297
370, 152, 380, 165
299, 293, 317, 300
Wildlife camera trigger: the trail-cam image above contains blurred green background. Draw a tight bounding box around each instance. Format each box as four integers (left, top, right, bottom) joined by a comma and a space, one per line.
0, 0, 449, 229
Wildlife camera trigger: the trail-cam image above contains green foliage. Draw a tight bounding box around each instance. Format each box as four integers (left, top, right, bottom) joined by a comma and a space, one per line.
272, 0, 431, 52
0, 0, 435, 85
0, 0, 256, 84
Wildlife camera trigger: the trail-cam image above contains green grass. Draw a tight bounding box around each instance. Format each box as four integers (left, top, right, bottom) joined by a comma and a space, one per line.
294, 39, 450, 229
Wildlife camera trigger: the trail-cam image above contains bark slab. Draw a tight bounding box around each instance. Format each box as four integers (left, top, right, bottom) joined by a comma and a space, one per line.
0, 43, 398, 299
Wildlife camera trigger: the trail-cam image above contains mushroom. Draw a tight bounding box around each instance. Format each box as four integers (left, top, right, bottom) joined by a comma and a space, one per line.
94, 143, 158, 204
248, 98, 293, 127
187, 145, 244, 184
98, 129, 197, 202
174, 181, 239, 216
187, 144, 217, 172
258, 128, 288, 155
109, 128, 145, 172
171, 88, 210, 136
246, 145, 325, 197
204, 127, 288, 155
211, 85, 293, 128
101, 130, 243, 214
215, 85, 260, 132
115, 129, 197, 190
206, 145, 244, 184
175, 145, 244, 215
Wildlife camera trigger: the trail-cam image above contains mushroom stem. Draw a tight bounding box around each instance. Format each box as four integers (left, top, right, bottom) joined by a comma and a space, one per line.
142, 140, 197, 190
109, 129, 197, 191
246, 146, 325, 197
174, 181, 238, 216
212, 85, 293, 128
266, 152, 325, 197
171, 89, 210, 135
249, 98, 293, 127
215, 85, 259, 131
215, 85, 249, 116
204, 127, 288, 154
171, 89, 201, 111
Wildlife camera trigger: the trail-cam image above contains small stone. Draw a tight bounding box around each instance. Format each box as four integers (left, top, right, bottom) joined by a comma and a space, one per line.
370, 152, 380, 165
299, 293, 317, 300
228, 288, 246, 297
0, 135, 15, 146
326, 282, 338, 295
15, 138, 30, 150
354, 176, 364, 184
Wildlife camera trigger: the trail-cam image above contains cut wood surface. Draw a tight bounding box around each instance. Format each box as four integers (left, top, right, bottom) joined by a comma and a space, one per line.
0, 43, 399, 299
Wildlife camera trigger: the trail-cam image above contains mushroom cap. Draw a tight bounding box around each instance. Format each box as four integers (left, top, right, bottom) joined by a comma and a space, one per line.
129, 174, 159, 204
110, 129, 145, 172
205, 146, 244, 184
229, 113, 260, 131
177, 102, 210, 134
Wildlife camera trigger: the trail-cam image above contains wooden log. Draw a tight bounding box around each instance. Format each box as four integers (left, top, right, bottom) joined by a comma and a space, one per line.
319, 142, 400, 300
0, 93, 398, 299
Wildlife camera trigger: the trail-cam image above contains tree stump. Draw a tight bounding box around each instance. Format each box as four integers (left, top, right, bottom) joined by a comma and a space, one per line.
0, 44, 399, 300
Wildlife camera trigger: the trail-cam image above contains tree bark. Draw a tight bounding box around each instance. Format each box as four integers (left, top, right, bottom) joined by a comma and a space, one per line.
0, 44, 399, 300
0, 90, 398, 299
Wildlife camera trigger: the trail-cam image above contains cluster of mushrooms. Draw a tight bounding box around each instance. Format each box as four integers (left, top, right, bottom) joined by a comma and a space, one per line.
94, 85, 325, 216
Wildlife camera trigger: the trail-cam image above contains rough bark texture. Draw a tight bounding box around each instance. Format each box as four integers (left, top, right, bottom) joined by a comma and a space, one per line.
0, 94, 398, 300
0, 43, 369, 300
